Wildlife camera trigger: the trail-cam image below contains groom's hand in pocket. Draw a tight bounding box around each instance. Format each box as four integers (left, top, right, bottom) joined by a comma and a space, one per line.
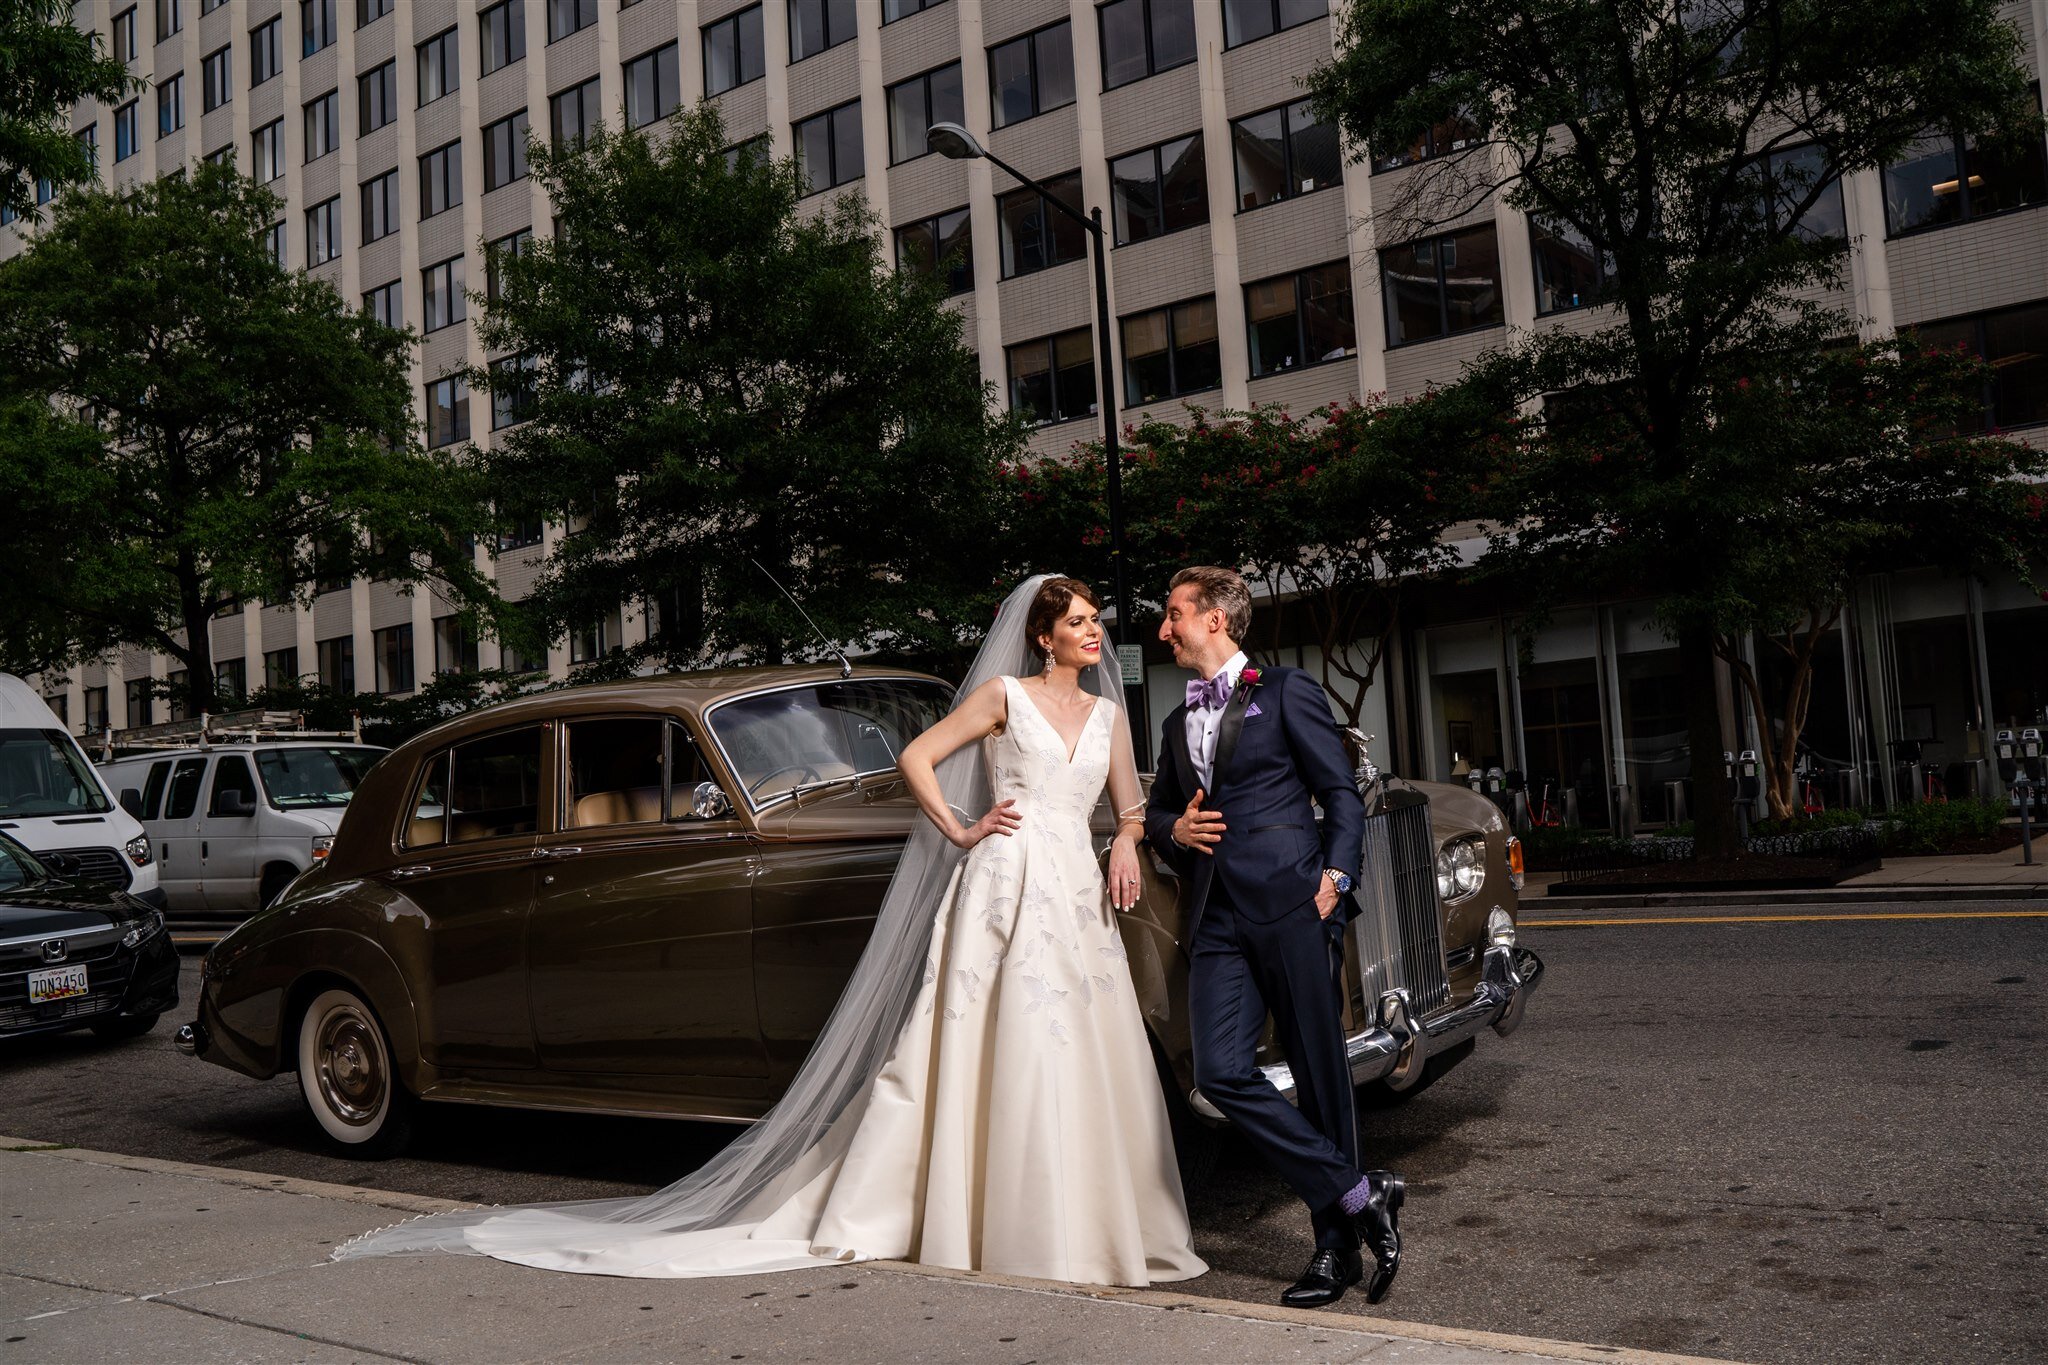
1172, 788, 1226, 855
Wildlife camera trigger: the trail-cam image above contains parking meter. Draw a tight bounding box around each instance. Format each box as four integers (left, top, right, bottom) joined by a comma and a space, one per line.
2024, 728, 2043, 763
1996, 729, 2018, 784
1722, 750, 1734, 782
1736, 750, 1761, 801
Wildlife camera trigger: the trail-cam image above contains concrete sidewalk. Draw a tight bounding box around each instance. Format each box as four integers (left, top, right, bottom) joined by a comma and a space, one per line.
0, 1140, 1737, 1365
1529, 843, 2048, 911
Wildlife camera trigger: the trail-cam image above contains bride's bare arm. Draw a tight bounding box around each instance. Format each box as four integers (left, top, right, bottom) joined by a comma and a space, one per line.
1105, 711, 1146, 911
898, 677, 1021, 850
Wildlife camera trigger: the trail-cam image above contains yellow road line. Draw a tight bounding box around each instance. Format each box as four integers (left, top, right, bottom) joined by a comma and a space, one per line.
1523, 909, 2048, 928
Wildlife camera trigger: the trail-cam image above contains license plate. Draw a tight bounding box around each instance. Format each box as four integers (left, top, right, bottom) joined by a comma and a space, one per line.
28, 964, 89, 1003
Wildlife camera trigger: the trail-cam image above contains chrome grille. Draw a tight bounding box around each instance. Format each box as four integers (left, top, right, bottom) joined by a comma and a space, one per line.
45, 846, 132, 889
1350, 798, 1451, 1017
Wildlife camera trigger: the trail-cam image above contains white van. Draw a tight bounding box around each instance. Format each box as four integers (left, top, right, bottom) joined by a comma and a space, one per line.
100, 740, 386, 917
0, 674, 163, 907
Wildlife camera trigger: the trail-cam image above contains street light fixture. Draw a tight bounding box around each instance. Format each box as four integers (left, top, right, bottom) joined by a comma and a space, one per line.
928, 121, 1147, 759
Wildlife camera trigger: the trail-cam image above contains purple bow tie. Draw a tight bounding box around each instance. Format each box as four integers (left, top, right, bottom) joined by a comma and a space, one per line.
1187, 675, 1232, 711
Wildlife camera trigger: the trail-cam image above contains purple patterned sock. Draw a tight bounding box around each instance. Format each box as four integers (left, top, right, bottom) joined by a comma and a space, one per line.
1339, 1175, 1374, 1216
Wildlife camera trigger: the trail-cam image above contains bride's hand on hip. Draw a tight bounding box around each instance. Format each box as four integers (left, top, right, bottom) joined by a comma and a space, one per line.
1108, 835, 1142, 912
954, 799, 1021, 850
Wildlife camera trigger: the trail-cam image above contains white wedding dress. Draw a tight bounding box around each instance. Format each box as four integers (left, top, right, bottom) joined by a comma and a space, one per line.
439, 675, 1204, 1286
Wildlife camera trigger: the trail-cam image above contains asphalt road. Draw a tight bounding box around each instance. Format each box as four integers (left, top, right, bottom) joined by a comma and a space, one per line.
4, 907, 2044, 1365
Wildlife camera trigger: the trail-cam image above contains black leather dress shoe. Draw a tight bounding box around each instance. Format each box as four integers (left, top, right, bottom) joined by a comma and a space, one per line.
1280, 1248, 1363, 1308
1351, 1169, 1406, 1304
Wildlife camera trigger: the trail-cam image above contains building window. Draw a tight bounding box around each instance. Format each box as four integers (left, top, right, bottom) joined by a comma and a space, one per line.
550, 76, 600, 149
422, 255, 465, 332
486, 227, 533, 302
883, 0, 943, 19
789, 0, 855, 62
156, 72, 183, 138
155, 0, 181, 41
1110, 133, 1207, 245
569, 618, 612, 664
482, 0, 526, 74
1006, 327, 1095, 426
887, 63, 962, 165
250, 17, 281, 86
114, 102, 140, 162
252, 118, 284, 182
794, 100, 863, 194
1884, 92, 2048, 236
213, 659, 246, 703
1763, 144, 1847, 242
317, 636, 355, 693
491, 353, 539, 429
547, 0, 596, 43
125, 678, 153, 727
1245, 262, 1354, 376
1223, 0, 1326, 47
202, 0, 229, 12
1231, 98, 1339, 210
264, 220, 286, 264
264, 648, 300, 690
304, 90, 340, 161
419, 139, 462, 217
113, 7, 137, 61
1099, 0, 1195, 92
375, 625, 415, 694
624, 42, 681, 129
998, 170, 1085, 279
306, 196, 341, 265
1381, 225, 1504, 346
418, 27, 460, 106
704, 5, 764, 96
988, 21, 1073, 130
1371, 109, 1481, 172
84, 687, 109, 734
361, 169, 399, 244
1910, 300, 2048, 433
358, 0, 393, 27
301, 0, 337, 56
483, 111, 530, 190
78, 125, 99, 171
497, 517, 543, 552
433, 617, 480, 674
364, 279, 402, 328
359, 60, 398, 134
1121, 296, 1219, 404
201, 46, 231, 113
894, 208, 972, 295
427, 376, 471, 448
202, 143, 233, 167
1530, 216, 1612, 316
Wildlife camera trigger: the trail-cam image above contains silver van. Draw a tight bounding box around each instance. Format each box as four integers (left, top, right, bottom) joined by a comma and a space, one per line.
101, 742, 386, 917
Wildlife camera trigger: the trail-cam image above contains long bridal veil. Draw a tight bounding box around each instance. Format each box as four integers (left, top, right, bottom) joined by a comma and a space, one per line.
336, 572, 1143, 1263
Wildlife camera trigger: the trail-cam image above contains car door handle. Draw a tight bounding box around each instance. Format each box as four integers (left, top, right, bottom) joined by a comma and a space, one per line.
389, 865, 432, 878
535, 846, 583, 859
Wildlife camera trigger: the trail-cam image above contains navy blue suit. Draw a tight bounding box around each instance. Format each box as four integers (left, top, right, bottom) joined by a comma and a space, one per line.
1146, 664, 1368, 1251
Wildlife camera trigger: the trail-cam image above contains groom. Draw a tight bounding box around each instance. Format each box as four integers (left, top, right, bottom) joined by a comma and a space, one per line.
1144, 566, 1406, 1308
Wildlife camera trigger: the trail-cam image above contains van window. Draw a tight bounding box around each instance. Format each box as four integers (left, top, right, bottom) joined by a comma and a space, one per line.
565, 717, 664, 828
403, 752, 449, 849
140, 760, 171, 819
164, 757, 208, 820
448, 727, 542, 843
209, 755, 258, 816
0, 728, 113, 817
256, 746, 380, 809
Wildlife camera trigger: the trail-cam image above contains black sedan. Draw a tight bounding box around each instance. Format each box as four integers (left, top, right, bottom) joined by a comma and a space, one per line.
0, 831, 178, 1042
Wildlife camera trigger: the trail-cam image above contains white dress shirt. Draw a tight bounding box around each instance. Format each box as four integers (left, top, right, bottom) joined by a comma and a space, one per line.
1185, 650, 1249, 791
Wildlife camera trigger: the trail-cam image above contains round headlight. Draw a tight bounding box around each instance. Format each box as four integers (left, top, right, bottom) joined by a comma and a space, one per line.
1435, 835, 1486, 903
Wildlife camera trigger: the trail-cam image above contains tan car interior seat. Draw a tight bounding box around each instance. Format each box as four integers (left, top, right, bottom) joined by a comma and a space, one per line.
570, 786, 664, 828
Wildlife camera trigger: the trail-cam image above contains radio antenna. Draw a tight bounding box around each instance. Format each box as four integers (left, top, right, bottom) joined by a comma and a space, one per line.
750, 559, 853, 678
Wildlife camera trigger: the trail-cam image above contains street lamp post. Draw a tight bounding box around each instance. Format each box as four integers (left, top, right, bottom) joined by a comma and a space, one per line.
929, 122, 1148, 762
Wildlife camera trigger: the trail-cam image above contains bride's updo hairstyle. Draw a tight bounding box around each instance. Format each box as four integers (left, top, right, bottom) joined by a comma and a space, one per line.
1025, 576, 1102, 664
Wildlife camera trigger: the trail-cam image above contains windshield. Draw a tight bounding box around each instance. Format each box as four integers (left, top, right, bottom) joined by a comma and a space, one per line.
708, 679, 953, 806
0, 729, 111, 817
255, 746, 385, 809
0, 833, 50, 891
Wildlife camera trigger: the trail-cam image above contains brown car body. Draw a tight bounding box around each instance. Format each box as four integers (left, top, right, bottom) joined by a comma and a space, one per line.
183, 666, 1541, 1148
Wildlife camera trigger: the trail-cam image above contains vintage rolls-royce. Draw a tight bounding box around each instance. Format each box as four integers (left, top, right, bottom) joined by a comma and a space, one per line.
178, 666, 1542, 1158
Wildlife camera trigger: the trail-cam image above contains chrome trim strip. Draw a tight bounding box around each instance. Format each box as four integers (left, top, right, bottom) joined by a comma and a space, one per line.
0, 925, 124, 954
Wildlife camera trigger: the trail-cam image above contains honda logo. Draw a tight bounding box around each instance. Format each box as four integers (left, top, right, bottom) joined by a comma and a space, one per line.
40, 939, 67, 964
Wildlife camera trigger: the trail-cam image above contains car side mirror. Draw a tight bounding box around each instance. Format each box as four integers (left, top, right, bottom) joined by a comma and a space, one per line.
690, 781, 733, 820
119, 788, 146, 819
218, 790, 256, 818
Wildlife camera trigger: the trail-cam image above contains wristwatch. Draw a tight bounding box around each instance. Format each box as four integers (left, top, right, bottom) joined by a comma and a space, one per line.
1323, 868, 1353, 894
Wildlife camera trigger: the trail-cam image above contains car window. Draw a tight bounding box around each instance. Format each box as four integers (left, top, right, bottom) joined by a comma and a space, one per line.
140, 760, 171, 820
256, 746, 382, 809
707, 679, 952, 806
209, 754, 258, 816
403, 752, 450, 849
565, 717, 664, 829
0, 728, 113, 816
164, 757, 208, 820
665, 721, 718, 820
448, 727, 543, 843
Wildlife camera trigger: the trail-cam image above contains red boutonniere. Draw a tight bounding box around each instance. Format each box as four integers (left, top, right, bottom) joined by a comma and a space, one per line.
1239, 667, 1261, 688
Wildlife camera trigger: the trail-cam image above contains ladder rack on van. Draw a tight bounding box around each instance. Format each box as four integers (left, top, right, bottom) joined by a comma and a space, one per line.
98, 709, 363, 760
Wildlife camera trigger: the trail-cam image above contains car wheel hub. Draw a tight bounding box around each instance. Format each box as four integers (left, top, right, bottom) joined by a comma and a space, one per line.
316, 1008, 385, 1125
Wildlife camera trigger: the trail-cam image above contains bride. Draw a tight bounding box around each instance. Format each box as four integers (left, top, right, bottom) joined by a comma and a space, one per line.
337, 574, 1207, 1287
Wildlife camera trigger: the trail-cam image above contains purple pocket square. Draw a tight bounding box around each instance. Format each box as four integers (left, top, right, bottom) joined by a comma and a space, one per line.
1245, 702, 1262, 718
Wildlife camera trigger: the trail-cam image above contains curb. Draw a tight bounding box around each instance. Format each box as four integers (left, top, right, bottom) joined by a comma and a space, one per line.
1, 1137, 1747, 1365
1532, 883, 2047, 912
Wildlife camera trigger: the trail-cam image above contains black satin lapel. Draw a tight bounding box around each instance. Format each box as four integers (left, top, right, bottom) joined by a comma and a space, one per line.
1209, 675, 1257, 794
1169, 704, 1197, 796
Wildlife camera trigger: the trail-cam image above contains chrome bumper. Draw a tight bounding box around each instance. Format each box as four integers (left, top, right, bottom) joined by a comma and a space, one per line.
174, 1020, 207, 1057
1189, 942, 1545, 1121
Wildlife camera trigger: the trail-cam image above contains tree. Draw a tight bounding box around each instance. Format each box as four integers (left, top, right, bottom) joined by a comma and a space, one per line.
1309, 0, 2042, 852
0, 161, 496, 718
473, 104, 1020, 671
1, 0, 137, 222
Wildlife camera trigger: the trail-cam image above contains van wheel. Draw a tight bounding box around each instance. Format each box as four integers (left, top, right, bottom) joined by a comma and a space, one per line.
260, 866, 297, 909
296, 987, 415, 1158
